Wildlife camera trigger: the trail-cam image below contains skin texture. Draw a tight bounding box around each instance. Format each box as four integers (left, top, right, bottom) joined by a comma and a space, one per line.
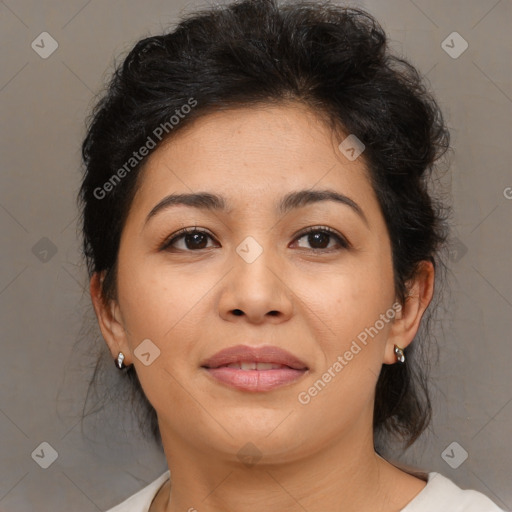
90, 103, 435, 512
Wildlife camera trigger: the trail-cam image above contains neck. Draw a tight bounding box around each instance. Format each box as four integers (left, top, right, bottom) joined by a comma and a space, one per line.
154, 422, 425, 512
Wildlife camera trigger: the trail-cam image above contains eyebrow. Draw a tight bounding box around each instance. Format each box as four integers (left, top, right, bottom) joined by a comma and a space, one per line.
144, 189, 368, 226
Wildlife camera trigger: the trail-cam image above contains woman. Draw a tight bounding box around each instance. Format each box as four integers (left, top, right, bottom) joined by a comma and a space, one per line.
78, 0, 505, 510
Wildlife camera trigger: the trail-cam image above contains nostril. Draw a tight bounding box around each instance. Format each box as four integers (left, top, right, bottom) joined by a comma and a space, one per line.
233, 309, 243, 316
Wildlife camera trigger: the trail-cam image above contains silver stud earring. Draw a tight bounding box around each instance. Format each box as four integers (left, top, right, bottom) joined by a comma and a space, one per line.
115, 352, 127, 369
394, 345, 405, 363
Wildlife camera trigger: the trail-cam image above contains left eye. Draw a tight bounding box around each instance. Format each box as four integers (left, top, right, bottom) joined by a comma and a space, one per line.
292, 227, 349, 251
160, 226, 349, 252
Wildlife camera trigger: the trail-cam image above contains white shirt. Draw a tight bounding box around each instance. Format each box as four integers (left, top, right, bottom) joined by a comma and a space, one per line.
104, 470, 506, 512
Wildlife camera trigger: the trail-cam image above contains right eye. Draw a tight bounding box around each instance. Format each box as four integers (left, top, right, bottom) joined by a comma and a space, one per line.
160, 227, 219, 252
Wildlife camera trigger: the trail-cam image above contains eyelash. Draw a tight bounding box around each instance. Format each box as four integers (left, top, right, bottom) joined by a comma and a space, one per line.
159, 225, 350, 252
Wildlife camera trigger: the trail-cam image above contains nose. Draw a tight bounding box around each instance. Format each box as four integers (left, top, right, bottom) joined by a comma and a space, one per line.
218, 243, 293, 324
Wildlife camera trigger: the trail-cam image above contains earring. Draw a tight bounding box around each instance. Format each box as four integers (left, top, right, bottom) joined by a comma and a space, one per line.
394, 345, 405, 363
115, 352, 127, 370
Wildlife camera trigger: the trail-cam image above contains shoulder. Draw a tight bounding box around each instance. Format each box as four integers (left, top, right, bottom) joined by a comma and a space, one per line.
104, 470, 171, 512
402, 472, 506, 512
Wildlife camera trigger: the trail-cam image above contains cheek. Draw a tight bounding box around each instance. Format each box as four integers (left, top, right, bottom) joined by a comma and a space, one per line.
293, 274, 396, 439
311, 248, 395, 337
302, 242, 396, 388
117, 252, 203, 339
115, 261, 205, 410
115, 254, 221, 386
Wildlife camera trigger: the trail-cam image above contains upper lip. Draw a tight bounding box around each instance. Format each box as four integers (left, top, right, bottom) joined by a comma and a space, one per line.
201, 344, 309, 370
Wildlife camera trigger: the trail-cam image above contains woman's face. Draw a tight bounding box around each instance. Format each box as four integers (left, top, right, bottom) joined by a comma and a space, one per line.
98, 103, 418, 462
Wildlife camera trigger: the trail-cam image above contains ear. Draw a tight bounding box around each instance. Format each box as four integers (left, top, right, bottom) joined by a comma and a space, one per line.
90, 271, 132, 365
383, 260, 435, 364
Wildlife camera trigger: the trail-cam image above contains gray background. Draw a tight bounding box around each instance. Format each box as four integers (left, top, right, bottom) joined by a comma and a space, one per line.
1, 0, 511, 510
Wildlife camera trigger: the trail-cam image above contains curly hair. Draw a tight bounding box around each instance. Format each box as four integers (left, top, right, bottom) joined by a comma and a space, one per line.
77, 0, 450, 452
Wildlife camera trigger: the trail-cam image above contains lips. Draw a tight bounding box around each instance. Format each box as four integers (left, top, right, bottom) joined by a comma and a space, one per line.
200, 344, 309, 370
200, 344, 309, 392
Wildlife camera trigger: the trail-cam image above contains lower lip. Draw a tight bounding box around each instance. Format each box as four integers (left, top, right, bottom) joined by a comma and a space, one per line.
203, 367, 308, 392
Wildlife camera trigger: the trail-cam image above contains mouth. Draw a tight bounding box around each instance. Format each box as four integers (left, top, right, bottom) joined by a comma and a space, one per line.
216, 361, 299, 370
200, 344, 309, 370
200, 345, 309, 392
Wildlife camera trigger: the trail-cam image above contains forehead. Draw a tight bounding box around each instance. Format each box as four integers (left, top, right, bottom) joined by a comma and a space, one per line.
129, 103, 377, 218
